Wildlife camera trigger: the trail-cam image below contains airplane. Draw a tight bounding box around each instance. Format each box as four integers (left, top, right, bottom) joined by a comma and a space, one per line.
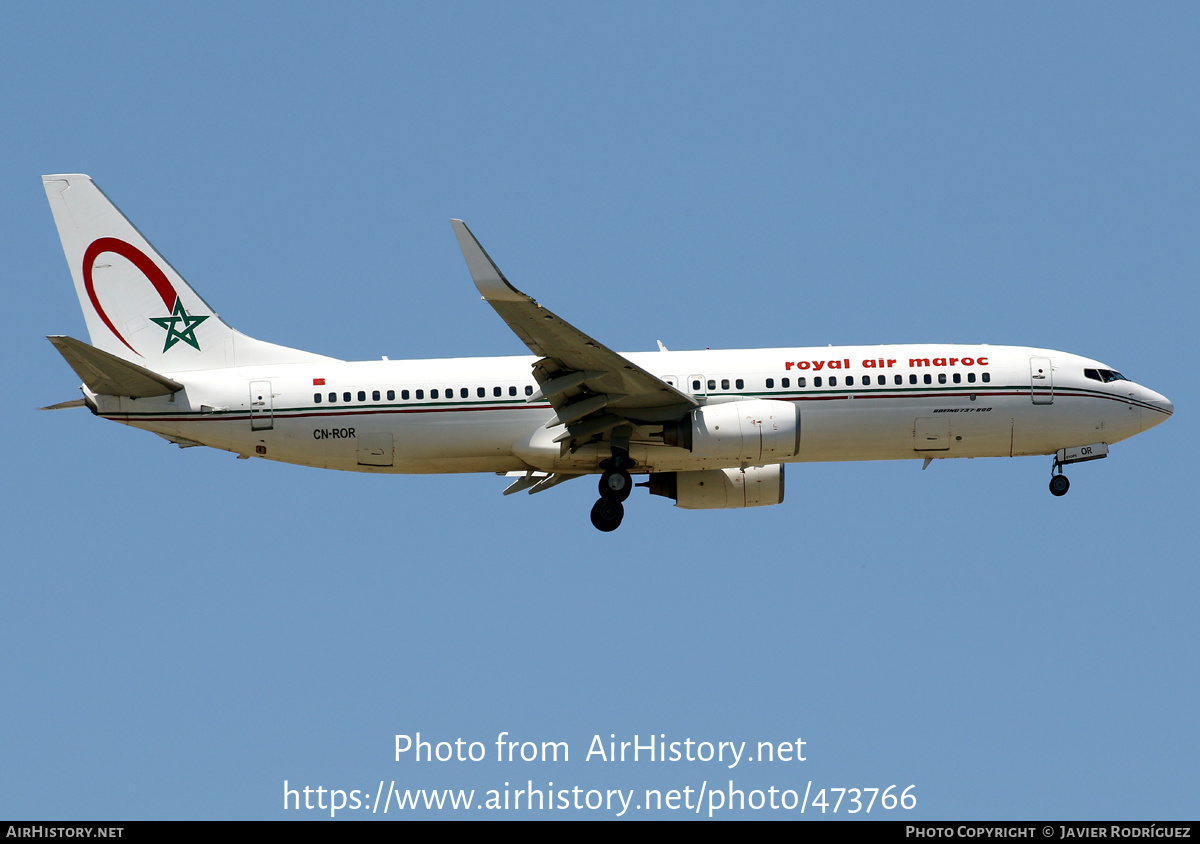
41, 174, 1173, 532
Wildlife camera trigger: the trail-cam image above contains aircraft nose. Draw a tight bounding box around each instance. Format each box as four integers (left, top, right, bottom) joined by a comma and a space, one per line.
1143, 389, 1173, 428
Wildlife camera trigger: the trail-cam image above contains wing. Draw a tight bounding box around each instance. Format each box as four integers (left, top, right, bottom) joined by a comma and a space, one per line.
451, 220, 697, 446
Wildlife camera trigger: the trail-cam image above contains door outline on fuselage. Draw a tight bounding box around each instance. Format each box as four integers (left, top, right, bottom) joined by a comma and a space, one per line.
250, 380, 273, 430
357, 432, 394, 467
1030, 357, 1054, 405
914, 417, 950, 451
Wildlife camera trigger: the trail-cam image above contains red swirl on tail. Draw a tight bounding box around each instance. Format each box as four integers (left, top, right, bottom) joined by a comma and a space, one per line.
82, 237, 179, 357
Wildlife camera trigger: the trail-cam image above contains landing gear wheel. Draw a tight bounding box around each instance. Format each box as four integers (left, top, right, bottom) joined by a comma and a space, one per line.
590, 498, 624, 532
1049, 475, 1070, 496
599, 469, 632, 502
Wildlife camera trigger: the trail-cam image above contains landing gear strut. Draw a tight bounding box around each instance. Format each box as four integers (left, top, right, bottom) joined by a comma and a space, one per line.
590, 428, 635, 531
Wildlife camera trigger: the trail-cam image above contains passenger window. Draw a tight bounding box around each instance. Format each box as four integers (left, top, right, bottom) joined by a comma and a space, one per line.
814, 377, 822, 387
782, 378, 790, 388
344, 392, 352, 402
328, 392, 336, 403
735, 378, 744, 390
982, 373, 991, 383
708, 379, 716, 391
924, 374, 932, 385
829, 376, 837, 387
477, 387, 485, 398
967, 373, 976, 384
431, 389, 439, 399
766, 378, 774, 388
909, 374, 917, 385
494, 386, 501, 397
509, 386, 517, 396
372, 390, 381, 401
938, 374, 946, 384
721, 379, 730, 390
692, 379, 701, 391
846, 376, 854, 386
416, 389, 424, 399
358, 391, 366, 402
314, 393, 322, 403
952, 374, 961, 384
895, 374, 902, 385
525, 385, 533, 396
797, 377, 806, 388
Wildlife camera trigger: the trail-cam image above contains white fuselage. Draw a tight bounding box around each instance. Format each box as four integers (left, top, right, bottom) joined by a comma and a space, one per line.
88, 344, 1172, 476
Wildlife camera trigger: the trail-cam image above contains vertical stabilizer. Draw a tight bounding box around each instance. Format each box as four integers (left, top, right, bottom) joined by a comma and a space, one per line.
43, 174, 334, 372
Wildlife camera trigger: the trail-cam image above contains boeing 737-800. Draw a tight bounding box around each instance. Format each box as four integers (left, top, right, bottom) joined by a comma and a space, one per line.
42, 175, 1173, 531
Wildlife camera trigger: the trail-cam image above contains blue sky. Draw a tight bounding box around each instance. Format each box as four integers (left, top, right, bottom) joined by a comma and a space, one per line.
2, 2, 1196, 820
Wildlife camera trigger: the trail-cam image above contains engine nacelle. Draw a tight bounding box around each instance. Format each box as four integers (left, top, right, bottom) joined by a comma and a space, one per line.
662, 399, 800, 462
648, 464, 785, 510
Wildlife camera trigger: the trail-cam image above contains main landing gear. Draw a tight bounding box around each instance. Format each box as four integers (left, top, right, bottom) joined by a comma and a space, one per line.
591, 434, 635, 532
590, 498, 624, 532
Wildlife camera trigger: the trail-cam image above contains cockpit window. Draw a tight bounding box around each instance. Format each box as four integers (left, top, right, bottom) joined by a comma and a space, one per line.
1086, 368, 1128, 383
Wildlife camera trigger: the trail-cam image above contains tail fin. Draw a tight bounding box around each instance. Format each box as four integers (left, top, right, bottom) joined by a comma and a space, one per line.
43, 174, 334, 372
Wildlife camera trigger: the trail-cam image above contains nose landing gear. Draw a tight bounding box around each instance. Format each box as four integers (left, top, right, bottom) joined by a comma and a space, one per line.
1047, 442, 1109, 497
1049, 472, 1070, 496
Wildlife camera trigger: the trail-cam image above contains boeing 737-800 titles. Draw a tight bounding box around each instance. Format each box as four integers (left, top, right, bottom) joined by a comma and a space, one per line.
42, 175, 1173, 531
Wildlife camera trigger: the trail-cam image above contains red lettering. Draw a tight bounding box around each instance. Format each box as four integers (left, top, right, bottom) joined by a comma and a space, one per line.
962, 357, 974, 366
887, 359, 896, 368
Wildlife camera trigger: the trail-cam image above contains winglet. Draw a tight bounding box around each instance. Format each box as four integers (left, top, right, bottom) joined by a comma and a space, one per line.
450, 220, 526, 303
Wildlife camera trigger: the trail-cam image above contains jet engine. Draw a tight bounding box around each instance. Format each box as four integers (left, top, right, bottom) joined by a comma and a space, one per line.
648, 464, 785, 509
661, 399, 800, 462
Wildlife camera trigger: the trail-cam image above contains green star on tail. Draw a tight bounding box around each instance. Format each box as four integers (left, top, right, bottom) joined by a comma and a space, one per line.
150, 300, 209, 352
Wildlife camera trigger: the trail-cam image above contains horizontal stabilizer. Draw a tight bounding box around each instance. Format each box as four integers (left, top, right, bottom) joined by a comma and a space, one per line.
154, 432, 205, 449
39, 398, 89, 411
48, 335, 183, 397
